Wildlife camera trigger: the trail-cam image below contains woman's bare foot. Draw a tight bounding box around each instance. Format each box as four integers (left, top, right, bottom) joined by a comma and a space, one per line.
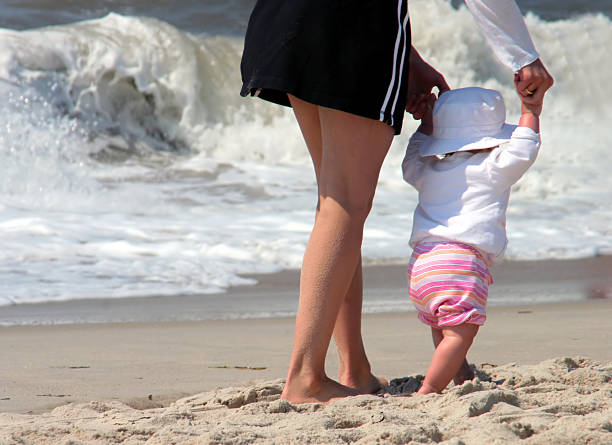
453, 359, 475, 385
339, 372, 388, 395
281, 375, 358, 404
417, 381, 439, 395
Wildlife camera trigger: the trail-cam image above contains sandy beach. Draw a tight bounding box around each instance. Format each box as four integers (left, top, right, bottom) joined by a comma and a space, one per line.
1, 257, 611, 443
1, 0, 611, 442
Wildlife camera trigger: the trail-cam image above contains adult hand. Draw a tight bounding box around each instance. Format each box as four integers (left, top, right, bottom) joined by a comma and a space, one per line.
515, 58, 554, 106
406, 47, 450, 120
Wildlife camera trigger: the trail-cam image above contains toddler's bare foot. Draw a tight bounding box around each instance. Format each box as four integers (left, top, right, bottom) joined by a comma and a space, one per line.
453, 359, 475, 385
281, 375, 358, 404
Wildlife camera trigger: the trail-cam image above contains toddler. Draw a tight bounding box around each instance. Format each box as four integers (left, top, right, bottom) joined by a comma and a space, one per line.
402, 85, 542, 394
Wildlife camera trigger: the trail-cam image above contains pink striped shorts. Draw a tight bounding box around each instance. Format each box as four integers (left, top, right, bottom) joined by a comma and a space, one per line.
407, 242, 493, 328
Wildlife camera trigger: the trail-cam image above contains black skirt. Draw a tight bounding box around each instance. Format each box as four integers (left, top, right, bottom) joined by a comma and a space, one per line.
240, 0, 412, 135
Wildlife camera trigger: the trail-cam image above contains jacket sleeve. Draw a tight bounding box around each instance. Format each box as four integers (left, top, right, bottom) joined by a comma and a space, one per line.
486, 126, 541, 187
402, 132, 428, 188
463, 0, 539, 72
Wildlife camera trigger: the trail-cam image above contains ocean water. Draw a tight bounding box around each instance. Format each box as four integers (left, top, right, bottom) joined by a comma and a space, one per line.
1, 0, 611, 311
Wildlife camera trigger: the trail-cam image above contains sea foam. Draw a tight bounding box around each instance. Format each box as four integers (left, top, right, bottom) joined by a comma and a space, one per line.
0, 0, 610, 306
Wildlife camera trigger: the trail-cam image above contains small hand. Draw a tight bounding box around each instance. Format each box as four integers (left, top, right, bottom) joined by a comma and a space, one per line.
406, 47, 450, 120
417, 93, 437, 136
406, 93, 430, 122
515, 58, 554, 106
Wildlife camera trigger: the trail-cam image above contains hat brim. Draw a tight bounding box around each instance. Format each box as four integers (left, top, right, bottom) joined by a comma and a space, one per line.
419, 123, 517, 157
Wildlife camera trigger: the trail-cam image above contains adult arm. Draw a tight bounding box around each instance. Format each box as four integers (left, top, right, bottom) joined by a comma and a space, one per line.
464, 0, 538, 72
464, 0, 553, 103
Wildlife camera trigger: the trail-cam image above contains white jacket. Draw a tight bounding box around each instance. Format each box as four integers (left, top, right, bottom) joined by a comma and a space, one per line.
464, 0, 539, 71
402, 126, 541, 264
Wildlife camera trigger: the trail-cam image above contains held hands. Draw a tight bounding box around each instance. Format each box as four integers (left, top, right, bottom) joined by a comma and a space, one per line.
415, 93, 437, 136
515, 59, 552, 133
515, 58, 553, 108
514, 72, 543, 117
406, 48, 552, 135
515, 69, 546, 133
405, 47, 450, 120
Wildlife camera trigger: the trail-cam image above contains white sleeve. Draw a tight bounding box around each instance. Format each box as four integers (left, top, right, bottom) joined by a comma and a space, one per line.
486, 126, 540, 187
463, 0, 539, 72
402, 131, 428, 188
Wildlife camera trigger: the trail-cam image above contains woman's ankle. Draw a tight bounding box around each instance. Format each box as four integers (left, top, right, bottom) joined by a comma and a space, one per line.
417, 381, 440, 395
339, 371, 387, 394
338, 361, 370, 385
283, 368, 323, 396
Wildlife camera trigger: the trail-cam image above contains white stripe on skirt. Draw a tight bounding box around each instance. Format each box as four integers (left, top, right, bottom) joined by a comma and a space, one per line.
379, 0, 409, 126
390, 11, 410, 119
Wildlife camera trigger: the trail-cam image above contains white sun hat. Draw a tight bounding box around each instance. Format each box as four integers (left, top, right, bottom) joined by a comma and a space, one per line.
419, 87, 517, 157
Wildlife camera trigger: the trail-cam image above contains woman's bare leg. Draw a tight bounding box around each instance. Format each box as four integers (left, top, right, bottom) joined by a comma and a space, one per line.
419, 324, 479, 394
286, 95, 387, 395
334, 262, 388, 393
280, 95, 393, 403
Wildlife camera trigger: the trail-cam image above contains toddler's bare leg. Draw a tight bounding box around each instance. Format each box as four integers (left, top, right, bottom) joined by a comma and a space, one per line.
419, 324, 479, 394
431, 327, 474, 385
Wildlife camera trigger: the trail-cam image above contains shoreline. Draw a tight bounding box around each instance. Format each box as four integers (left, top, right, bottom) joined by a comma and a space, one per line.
1, 255, 611, 327
1, 299, 611, 415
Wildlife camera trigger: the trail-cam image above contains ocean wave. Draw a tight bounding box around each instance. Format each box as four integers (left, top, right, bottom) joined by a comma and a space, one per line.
0, 3, 610, 306
1, 6, 610, 162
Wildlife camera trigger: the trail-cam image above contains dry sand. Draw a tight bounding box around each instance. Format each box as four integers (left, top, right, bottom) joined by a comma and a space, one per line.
0, 356, 610, 444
